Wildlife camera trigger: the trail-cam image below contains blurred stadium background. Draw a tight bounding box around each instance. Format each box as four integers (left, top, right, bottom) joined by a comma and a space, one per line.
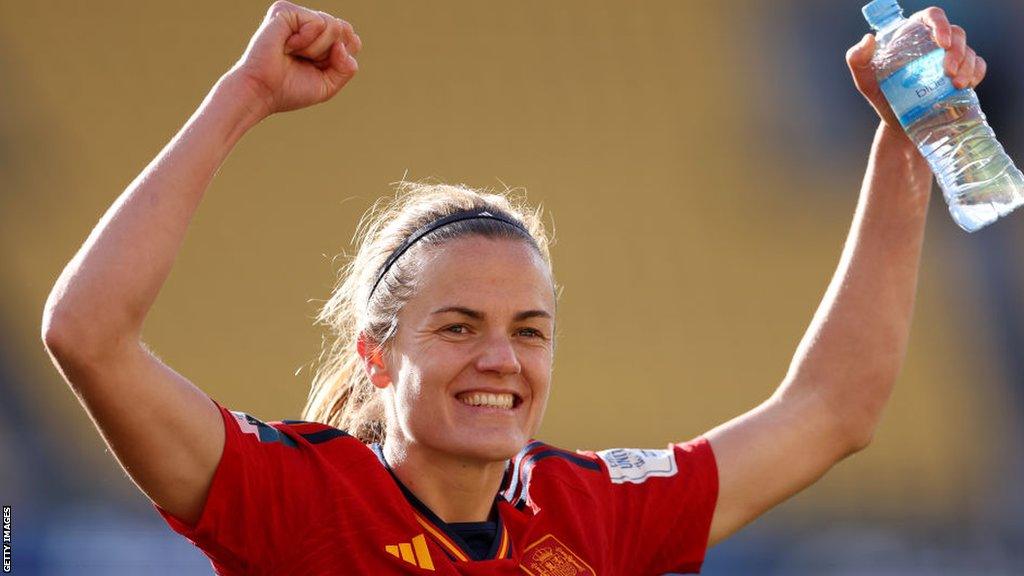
3, 0, 1024, 573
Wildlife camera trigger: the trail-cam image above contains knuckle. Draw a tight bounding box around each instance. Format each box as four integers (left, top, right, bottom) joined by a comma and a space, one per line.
328, 21, 344, 40
319, 13, 338, 34
269, 0, 293, 15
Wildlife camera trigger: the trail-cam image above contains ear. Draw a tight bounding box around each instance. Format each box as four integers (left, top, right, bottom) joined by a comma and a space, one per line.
357, 332, 392, 389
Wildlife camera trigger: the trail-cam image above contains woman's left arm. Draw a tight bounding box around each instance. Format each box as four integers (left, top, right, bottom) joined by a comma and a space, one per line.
703, 6, 985, 546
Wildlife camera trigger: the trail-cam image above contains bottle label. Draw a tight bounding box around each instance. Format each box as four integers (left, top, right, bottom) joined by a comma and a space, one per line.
879, 48, 969, 127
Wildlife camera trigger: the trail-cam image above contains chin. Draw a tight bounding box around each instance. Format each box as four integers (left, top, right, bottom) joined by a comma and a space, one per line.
447, 430, 527, 463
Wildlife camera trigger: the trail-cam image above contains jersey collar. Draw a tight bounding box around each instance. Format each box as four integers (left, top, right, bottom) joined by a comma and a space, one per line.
369, 443, 513, 562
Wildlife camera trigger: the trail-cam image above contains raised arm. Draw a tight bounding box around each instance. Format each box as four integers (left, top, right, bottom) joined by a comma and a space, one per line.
703, 7, 982, 545
40, 1, 360, 525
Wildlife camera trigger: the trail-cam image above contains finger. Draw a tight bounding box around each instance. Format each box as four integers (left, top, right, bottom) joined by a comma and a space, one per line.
282, 11, 328, 55
323, 40, 358, 89
953, 47, 976, 89
916, 6, 952, 48
944, 25, 967, 76
296, 12, 344, 61
335, 18, 362, 56
972, 55, 987, 88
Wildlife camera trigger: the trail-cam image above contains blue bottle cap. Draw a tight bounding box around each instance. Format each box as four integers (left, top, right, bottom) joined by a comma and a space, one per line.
862, 0, 903, 30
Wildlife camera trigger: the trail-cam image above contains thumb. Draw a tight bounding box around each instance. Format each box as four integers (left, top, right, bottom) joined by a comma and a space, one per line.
846, 33, 903, 129
847, 33, 875, 67
847, 33, 879, 96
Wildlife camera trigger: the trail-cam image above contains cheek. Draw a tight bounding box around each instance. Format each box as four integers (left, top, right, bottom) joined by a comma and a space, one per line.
394, 354, 456, 407
389, 361, 426, 420
523, 347, 553, 388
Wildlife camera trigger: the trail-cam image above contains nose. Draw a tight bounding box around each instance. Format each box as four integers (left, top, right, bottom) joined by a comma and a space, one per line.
475, 333, 522, 375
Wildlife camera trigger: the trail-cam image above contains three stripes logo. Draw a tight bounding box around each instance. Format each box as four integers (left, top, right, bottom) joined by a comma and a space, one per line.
385, 534, 435, 571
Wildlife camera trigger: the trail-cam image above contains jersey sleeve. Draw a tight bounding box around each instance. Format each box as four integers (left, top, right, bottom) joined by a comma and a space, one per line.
153, 398, 316, 574
588, 436, 719, 574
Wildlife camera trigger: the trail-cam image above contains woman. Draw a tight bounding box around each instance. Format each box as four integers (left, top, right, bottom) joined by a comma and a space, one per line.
41, 1, 987, 574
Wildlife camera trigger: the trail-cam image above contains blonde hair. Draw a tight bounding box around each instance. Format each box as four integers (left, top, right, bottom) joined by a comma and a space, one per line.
302, 181, 554, 443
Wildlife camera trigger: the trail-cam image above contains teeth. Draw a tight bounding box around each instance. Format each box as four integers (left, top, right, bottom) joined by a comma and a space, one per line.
457, 392, 515, 409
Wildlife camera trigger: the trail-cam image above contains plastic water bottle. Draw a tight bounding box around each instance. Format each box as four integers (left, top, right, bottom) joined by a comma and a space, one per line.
862, 0, 1024, 232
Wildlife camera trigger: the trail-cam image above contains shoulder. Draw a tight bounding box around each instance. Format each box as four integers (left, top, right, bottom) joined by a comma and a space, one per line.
223, 408, 364, 453
501, 439, 716, 507
501, 440, 606, 507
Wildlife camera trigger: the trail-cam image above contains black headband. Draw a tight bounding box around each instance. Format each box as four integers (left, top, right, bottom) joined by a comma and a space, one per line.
367, 208, 532, 303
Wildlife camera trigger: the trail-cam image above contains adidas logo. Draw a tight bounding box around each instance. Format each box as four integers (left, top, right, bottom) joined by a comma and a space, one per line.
385, 534, 435, 570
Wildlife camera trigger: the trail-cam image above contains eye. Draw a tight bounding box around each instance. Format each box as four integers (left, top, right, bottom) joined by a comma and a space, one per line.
443, 324, 470, 335
517, 327, 546, 339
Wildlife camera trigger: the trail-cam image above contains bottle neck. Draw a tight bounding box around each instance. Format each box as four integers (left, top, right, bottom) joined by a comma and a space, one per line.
873, 15, 906, 43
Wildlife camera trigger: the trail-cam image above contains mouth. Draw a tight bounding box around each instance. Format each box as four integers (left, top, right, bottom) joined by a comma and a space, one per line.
455, 391, 523, 411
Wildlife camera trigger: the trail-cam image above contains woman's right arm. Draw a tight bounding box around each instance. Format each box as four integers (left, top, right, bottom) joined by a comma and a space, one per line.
40, 1, 360, 525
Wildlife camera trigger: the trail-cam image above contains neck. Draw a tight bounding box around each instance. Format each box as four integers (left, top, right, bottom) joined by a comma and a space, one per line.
383, 437, 509, 523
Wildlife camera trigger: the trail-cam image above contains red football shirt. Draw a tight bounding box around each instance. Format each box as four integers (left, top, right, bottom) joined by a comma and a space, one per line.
156, 399, 719, 575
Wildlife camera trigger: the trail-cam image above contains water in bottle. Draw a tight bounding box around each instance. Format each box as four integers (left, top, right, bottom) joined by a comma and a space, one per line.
862, 0, 1024, 232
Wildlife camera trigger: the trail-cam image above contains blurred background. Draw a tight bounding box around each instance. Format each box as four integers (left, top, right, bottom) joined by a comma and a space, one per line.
3, 0, 1023, 573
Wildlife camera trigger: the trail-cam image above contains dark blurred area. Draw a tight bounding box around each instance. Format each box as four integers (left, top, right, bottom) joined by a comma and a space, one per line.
2, 0, 1022, 573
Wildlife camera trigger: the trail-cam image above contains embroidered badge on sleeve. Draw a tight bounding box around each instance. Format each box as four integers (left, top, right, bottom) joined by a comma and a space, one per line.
594, 448, 679, 484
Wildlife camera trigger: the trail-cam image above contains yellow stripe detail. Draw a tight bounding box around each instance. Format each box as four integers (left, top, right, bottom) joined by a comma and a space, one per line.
414, 513, 470, 562
412, 534, 435, 570
497, 528, 510, 558
399, 542, 415, 564
385, 544, 400, 558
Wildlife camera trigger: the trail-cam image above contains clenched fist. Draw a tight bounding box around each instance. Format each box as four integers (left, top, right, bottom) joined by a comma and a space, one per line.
227, 1, 362, 118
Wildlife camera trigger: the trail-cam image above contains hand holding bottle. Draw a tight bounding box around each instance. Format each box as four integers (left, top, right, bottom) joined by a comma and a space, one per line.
849, 1, 1022, 232
845, 6, 985, 136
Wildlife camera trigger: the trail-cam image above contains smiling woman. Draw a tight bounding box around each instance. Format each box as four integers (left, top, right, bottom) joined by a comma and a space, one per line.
304, 181, 555, 456
39, 0, 993, 575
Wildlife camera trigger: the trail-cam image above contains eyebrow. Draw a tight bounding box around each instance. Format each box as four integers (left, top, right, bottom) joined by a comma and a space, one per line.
430, 306, 553, 322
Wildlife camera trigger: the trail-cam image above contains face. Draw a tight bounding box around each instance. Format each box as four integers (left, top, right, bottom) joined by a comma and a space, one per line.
365, 236, 556, 463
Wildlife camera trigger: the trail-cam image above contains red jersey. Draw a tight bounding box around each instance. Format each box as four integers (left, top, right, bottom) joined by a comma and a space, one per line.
156, 399, 718, 575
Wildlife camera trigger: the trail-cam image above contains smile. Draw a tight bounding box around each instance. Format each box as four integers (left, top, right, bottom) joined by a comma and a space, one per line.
455, 391, 520, 410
